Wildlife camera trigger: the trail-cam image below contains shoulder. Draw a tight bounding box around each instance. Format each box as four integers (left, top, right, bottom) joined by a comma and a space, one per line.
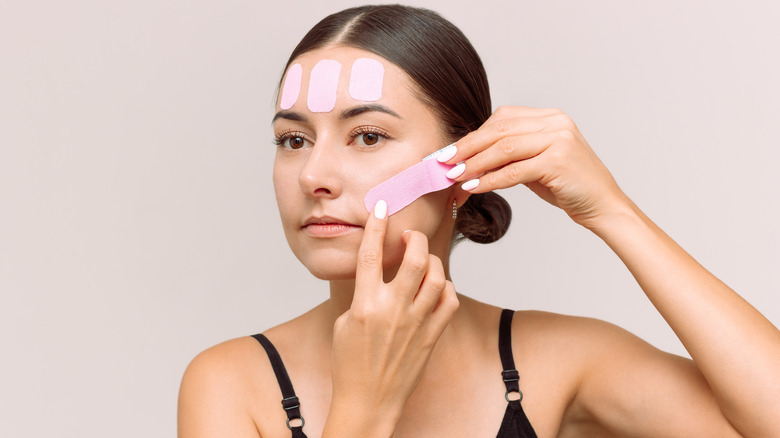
511, 312, 654, 394
513, 311, 735, 437
178, 336, 279, 438
181, 336, 272, 394
512, 309, 647, 353
508, 311, 670, 432
511, 310, 662, 385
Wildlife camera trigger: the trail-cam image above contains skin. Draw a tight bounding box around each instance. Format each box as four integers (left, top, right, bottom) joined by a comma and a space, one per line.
178, 46, 780, 437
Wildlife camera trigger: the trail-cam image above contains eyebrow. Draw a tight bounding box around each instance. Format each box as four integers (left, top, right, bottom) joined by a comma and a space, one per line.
271, 110, 308, 124
339, 104, 403, 120
271, 104, 403, 124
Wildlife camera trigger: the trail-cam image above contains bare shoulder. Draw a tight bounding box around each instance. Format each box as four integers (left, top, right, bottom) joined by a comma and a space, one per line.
512, 310, 652, 358
514, 310, 681, 380
513, 311, 738, 437
514, 309, 637, 335
507, 310, 661, 433
181, 336, 273, 397
177, 305, 326, 438
511, 310, 666, 389
177, 336, 280, 438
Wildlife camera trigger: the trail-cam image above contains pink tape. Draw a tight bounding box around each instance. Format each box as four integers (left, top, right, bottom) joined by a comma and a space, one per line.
364, 158, 456, 216
280, 64, 302, 109
349, 58, 384, 101
307, 59, 341, 112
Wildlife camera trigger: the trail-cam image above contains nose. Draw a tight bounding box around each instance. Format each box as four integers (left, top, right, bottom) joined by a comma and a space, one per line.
298, 140, 343, 199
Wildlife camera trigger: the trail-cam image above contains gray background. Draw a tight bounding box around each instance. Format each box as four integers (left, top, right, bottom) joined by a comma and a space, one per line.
1, 0, 778, 436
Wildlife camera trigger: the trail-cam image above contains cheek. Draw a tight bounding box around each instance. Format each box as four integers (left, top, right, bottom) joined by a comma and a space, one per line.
387, 190, 449, 237
273, 162, 299, 219
346, 166, 379, 198
343, 153, 414, 202
377, 192, 448, 271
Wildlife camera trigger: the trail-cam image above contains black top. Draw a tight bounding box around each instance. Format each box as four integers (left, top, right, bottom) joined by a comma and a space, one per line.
251, 309, 537, 437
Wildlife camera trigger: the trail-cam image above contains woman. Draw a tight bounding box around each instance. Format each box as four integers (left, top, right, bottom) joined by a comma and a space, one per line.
178, 5, 780, 437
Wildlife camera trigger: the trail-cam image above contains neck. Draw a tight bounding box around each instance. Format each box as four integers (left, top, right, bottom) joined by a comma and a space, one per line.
326, 278, 357, 319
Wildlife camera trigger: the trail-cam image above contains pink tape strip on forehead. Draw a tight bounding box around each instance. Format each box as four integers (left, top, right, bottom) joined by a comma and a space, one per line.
307, 59, 341, 112
279, 64, 302, 109
364, 144, 457, 216
349, 58, 384, 101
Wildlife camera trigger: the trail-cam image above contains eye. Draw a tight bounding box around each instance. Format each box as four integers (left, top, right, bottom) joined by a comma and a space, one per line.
286, 136, 307, 149
350, 126, 390, 147
358, 132, 380, 146
274, 131, 311, 150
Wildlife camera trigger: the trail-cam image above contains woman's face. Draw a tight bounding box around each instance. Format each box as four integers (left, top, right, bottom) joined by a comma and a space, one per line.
272, 46, 456, 280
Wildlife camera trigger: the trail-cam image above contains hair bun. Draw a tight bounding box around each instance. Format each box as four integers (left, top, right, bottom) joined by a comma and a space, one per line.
454, 192, 512, 244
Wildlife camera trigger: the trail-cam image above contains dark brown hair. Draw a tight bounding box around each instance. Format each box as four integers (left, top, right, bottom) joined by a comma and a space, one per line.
282, 4, 511, 244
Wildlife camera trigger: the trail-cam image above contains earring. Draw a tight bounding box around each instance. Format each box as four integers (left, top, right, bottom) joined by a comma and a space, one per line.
452, 201, 458, 219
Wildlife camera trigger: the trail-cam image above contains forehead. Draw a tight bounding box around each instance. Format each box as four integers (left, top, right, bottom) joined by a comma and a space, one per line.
277, 46, 418, 112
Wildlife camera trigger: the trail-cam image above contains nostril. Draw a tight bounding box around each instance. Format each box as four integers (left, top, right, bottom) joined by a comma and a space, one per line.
313, 188, 331, 195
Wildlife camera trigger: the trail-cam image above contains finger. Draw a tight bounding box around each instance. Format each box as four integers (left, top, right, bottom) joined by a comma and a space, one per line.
426, 280, 459, 335
391, 230, 430, 301
453, 130, 558, 182
461, 154, 548, 194
439, 107, 560, 165
354, 200, 388, 296
441, 117, 543, 166
411, 255, 447, 314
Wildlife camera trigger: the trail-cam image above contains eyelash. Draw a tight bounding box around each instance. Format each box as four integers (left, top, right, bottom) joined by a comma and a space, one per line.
272, 129, 309, 150
349, 125, 391, 147
272, 126, 392, 150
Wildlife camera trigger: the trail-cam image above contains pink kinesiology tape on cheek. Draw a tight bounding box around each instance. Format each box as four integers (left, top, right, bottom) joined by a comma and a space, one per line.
280, 64, 302, 110
307, 60, 341, 112
349, 58, 384, 101
364, 145, 457, 216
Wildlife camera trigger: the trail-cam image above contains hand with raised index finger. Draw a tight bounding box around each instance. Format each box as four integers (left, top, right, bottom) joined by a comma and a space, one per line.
438, 105, 632, 230
327, 200, 459, 434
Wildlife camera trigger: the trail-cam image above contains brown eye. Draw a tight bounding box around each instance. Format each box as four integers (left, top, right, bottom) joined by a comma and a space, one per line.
361, 133, 379, 146
288, 136, 305, 149
350, 126, 389, 148
274, 131, 311, 150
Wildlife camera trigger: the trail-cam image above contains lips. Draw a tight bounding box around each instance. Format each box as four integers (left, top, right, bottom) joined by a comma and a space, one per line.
302, 215, 362, 237
302, 215, 357, 226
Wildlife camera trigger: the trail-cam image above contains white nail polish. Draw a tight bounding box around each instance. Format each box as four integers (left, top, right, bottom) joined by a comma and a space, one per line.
374, 200, 387, 219
436, 145, 457, 162
446, 163, 466, 180
462, 179, 479, 191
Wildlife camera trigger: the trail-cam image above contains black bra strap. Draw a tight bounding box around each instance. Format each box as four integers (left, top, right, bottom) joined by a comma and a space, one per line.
499, 309, 522, 399
251, 334, 306, 434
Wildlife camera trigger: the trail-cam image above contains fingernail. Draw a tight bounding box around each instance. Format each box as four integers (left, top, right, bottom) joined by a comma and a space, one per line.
446, 163, 466, 180
374, 200, 387, 219
436, 144, 457, 162
462, 178, 480, 191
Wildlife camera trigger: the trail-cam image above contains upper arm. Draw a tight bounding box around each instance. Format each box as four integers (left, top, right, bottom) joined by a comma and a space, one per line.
177, 339, 263, 438
566, 319, 742, 438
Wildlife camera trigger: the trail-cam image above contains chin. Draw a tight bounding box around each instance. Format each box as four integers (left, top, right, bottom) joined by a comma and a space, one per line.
295, 250, 360, 280
305, 262, 359, 280
308, 267, 359, 281
300, 251, 406, 282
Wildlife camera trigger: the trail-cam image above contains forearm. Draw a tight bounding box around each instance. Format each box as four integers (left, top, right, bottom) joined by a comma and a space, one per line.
592, 200, 780, 436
